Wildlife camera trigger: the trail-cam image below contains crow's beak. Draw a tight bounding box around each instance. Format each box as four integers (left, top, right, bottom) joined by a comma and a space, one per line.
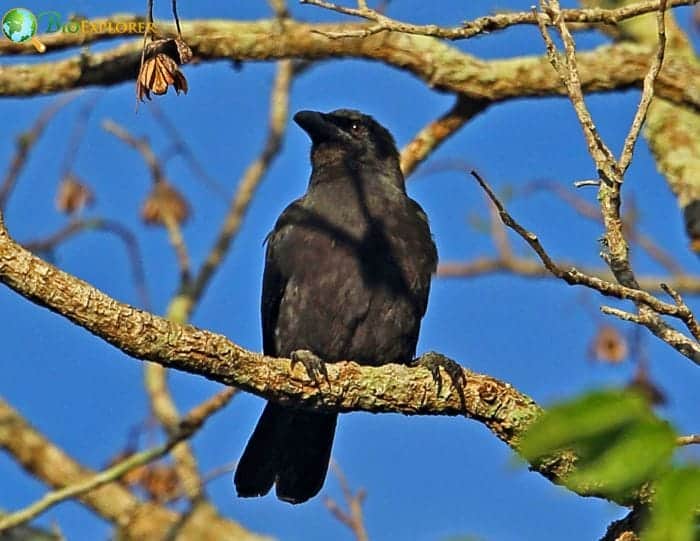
294, 110, 340, 143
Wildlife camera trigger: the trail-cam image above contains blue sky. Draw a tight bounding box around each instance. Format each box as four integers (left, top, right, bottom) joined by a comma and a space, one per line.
1, 1, 698, 540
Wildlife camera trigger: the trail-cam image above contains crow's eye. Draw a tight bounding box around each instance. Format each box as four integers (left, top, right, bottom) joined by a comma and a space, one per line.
350, 123, 359, 131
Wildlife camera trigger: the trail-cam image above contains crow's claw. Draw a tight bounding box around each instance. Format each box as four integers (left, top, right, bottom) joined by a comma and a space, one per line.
290, 349, 329, 386
412, 351, 466, 395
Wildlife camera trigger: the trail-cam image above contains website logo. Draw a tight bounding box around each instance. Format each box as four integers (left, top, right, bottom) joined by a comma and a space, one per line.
2, 7, 156, 54
2, 7, 45, 52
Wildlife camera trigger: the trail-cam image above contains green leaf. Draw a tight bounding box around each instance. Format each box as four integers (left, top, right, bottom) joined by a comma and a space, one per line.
519, 389, 650, 462
642, 467, 700, 541
566, 419, 676, 495
519, 389, 678, 498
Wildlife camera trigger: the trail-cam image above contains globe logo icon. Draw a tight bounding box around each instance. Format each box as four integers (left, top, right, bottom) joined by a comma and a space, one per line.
2, 7, 46, 52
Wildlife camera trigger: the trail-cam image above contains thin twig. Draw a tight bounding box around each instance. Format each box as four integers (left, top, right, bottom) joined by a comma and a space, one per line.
618, 0, 667, 173
163, 213, 192, 285
136, 0, 154, 110
300, 0, 693, 41
0, 388, 236, 532
573, 179, 601, 188
0, 94, 77, 210
149, 102, 229, 199
677, 434, 700, 445
187, 59, 294, 311
471, 170, 700, 364
23, 218, 151, 310
400, 97, 489, 178
102, 119, 164, 182
103, 119, 192, 285
660, 283, 700, 341
437, 258, 700, 294
324, 462, 369, 541
535, 1, 618, 177
59, 93, 101, 177
172, 0, 182, 37
532, 0, 700, 363
521, 179, 684, 275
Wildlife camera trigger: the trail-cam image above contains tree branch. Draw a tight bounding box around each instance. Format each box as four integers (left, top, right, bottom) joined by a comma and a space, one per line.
0, 19, 697, 115
400, 96, 489, 177
0, 211, 600, 502
437, 257, 700, 295
0, 94, 76, 209
0, 389, 236, 532
471, 170, 700, 364
0, 397, 268, 540
299, 0, 691, 40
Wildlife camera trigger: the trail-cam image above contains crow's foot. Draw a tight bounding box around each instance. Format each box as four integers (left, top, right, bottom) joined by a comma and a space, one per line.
412, 351, 466, 395
290, 349, 329, 385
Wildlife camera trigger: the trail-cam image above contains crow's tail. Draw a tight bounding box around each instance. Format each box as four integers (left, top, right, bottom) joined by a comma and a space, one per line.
234, 401, 337, 504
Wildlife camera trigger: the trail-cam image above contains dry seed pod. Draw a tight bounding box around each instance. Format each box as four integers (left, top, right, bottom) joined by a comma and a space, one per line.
136, 38, 192, 101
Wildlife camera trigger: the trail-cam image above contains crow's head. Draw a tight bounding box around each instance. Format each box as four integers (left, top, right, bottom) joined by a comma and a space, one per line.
294, 109, 400, 171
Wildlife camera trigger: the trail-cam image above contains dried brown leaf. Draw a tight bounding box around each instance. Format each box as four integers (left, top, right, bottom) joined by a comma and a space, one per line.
136, 38, 192, 102
55, 173, 94, 215
141, 180, 190, 226
589, 325, 628, 364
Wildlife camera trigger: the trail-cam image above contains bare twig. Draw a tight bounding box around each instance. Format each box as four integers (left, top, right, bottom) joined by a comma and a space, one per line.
186, 59, 294, 313
521, 180, 684, 275
59, 93, 101, 177
471, 170, 700, 364
400, 97, 489, 177
532, 0, 699, 363
23, 218, 151, 310
437, 257, 700, 294
324, 462, 369, 541
300, 0, 693, 41
149, 102, 229, 199
535, 1, 618, 178
573, 179, 601, 188
0, 388, 236, 532
172, 0, 182, 37
600, 304, 700, 361
677, 434, 700, 446
660, 283, 700, 341
103, 119, 192, 285
618, 0, 668, 173
102, 119, 165, 183
0, 94, 77, 210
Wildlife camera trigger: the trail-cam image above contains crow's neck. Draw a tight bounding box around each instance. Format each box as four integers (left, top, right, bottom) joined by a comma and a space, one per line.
309, 155, 405, 193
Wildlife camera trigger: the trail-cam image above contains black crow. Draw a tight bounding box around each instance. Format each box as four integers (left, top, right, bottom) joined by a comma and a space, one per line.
234, 109, 440, 504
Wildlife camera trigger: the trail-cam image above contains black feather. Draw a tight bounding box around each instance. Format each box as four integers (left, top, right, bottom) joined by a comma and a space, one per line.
234, 109, 437, 503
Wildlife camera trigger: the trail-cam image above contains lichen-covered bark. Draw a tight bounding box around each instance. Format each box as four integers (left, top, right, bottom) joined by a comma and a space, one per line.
584, 1, 700, 244
0, 19, 697, 113
0, 209, 596, 497
0, 399, 269, 541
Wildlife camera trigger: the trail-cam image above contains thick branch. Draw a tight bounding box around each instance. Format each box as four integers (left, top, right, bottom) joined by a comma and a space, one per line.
0, 398, 268, 541
0, 211, 596, 501
0, 389, 235, 532
0, 20, 697, 114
